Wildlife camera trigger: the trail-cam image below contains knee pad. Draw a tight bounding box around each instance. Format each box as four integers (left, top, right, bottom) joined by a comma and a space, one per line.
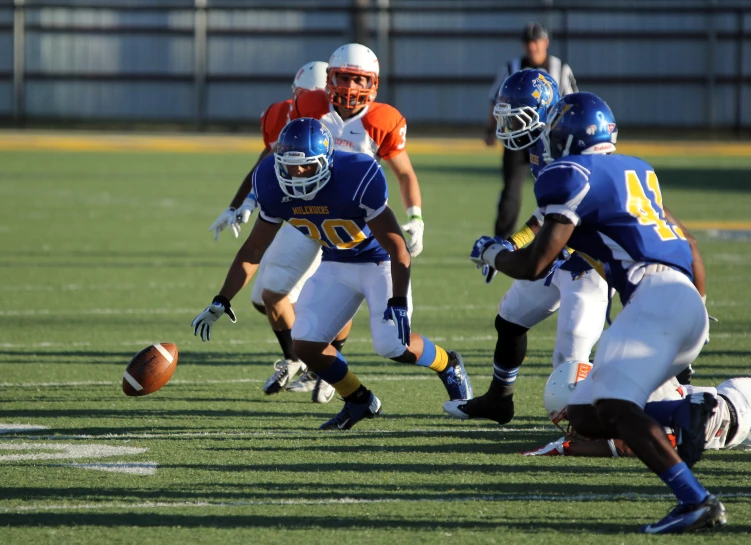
252, 302, 266, 315
495, 314, 529, 337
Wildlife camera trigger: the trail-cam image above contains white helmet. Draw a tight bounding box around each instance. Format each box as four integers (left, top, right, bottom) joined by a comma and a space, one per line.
543, 361, 593, 432
326, 43, 379, 109
291, 61, 329, 99
716, 378, 751, 450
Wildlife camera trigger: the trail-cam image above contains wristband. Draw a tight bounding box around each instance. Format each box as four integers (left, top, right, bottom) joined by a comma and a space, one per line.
509, 225, 535, 249
387, 296, 408, 308
212, 294, 232, 311
406, 206, 422, 220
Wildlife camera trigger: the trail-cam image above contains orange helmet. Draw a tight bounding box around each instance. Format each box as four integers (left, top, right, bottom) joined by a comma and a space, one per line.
326, 43, 379, 110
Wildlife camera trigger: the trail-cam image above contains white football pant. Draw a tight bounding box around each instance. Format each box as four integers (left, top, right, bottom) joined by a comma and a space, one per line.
251, 223, 322, 306
499, 268, 609, 368
569, 267, 708, 409
291, 261, 412, 359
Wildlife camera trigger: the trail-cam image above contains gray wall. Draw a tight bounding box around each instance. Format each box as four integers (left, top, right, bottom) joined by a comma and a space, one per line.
6, 1, 751, 128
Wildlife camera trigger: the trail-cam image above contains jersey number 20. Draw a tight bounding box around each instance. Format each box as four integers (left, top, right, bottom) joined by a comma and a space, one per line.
289, 218, 366, 249
625, 170, 686, 241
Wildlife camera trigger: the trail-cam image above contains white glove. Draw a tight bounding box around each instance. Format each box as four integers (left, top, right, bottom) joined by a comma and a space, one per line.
520, 437, 569, 456
191, 295, 237, 342
209, 207, 240, 241
400, 207, 424, 257
234, 195, 257, 226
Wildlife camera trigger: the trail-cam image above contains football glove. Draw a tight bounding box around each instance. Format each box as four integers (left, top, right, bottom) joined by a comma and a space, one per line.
209, 207, 240, 241
401, 209, 424, 258
521, 437, 570, 456
191, 295, 237, 342
234, 194, 258, 228
470, 236, 513, 269
382, 297, 410, 346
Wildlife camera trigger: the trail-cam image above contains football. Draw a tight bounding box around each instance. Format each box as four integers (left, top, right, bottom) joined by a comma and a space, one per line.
122, 343, 179, 396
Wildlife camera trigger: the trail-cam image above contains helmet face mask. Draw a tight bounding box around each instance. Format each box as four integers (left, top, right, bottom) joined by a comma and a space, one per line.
274, 118, 334, 200
494, 102, 545, 150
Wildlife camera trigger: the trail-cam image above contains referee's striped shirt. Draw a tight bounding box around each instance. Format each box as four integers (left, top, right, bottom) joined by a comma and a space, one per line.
488, 55, 578, 103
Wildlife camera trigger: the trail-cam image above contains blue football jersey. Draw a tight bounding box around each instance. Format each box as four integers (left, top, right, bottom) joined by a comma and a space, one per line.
253, 151, 390, 263
535, 154, 694, 302
529, 139, 593, 277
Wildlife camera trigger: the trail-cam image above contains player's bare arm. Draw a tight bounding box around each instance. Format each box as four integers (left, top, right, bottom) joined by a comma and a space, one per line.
493, 215, 574, 280
217, 217, 281, 302
385, 151, 422, 211
367, 207, 411, 298
665, 206, 706, 297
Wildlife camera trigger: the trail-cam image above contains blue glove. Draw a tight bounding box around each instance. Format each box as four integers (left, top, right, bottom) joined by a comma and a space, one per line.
382, 297, 410, 346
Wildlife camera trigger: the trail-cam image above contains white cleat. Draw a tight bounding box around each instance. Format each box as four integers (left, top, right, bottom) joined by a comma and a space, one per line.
263, 359, 307, 395
287, 371, 319, 393
312, 378, 336, 404
442, 400, 472, 420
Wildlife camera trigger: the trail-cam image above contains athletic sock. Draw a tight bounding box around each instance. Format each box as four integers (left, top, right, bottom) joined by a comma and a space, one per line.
315, 352, 363, 399
659, 461, 709, 505
273, 329, 297, 361
414, 335, 449, 372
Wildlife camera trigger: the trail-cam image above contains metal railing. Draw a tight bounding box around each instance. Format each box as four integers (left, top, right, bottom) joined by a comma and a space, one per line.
4, 0, 751, 129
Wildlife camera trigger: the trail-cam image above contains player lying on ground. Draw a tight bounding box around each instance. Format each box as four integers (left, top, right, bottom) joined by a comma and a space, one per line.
191, 118, 472, 430
444, 69, 608, 425
470, 91, 725, 533
527, 367, 751, 457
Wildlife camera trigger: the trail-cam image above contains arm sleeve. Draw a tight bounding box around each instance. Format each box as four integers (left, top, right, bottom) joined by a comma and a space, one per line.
534, 163, 592, 226
377, 116, 407, 160
357, 163, 389, 221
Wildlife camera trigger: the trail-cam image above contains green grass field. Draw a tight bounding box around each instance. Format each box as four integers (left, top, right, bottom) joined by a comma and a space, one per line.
1, 141, 751, 544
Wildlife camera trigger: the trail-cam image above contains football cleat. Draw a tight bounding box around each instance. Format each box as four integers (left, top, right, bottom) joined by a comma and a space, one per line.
676, 392, 718, 468
438, 351, 473, 401
642, 495, 727, 534
287, 371, 319, 393
312, 377, 336, 404
443, 392, 514, 425
319, 392, 382, 430
263, 359, 307, 395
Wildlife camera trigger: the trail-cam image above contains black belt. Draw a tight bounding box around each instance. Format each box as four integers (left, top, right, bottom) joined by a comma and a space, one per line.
719, 394, 739, 445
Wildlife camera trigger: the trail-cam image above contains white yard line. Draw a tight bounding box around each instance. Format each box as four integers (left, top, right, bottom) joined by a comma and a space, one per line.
2, 491, 751, 512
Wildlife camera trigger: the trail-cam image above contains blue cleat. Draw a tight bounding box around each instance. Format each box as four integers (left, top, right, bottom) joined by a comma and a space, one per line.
642, 495, 727, 534
319, 391, 382, 430
438, 351, 473, 401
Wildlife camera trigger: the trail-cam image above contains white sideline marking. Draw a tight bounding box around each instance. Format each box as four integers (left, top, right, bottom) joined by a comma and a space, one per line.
0, 443, 147, 461
153, 343, 174, 363
9, 427, 552, 441
0, 424, 49, 434
61, 461, 157, 476
122, 371, 143, 392
3, 491, 751, 512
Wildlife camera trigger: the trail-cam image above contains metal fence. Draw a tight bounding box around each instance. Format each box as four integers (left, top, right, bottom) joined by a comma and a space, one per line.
2, 0, 751, 130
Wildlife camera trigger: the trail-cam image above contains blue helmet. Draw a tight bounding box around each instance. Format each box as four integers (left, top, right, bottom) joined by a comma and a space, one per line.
274, 118, 335, 199
544, 92, 618, 161
494, 69, 560, 150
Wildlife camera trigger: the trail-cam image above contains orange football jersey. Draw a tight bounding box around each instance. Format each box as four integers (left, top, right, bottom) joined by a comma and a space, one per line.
260, 99, 294, 151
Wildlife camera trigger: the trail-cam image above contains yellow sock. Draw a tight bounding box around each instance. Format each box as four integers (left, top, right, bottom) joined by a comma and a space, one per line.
428, 346, 449, 373
332, 370, 362, 398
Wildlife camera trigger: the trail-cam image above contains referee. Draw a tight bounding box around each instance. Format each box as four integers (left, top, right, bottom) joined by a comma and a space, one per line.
484, 22, 578, 239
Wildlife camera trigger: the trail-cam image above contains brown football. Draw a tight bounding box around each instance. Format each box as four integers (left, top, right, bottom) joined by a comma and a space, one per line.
122, 343, 179, 396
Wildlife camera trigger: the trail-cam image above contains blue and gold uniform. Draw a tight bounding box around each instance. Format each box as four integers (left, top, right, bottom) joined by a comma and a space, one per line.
254, 150, 390, 264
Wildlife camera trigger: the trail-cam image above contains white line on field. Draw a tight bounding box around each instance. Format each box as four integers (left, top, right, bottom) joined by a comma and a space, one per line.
8, 427, 552, 441
3, 491, 751, 512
